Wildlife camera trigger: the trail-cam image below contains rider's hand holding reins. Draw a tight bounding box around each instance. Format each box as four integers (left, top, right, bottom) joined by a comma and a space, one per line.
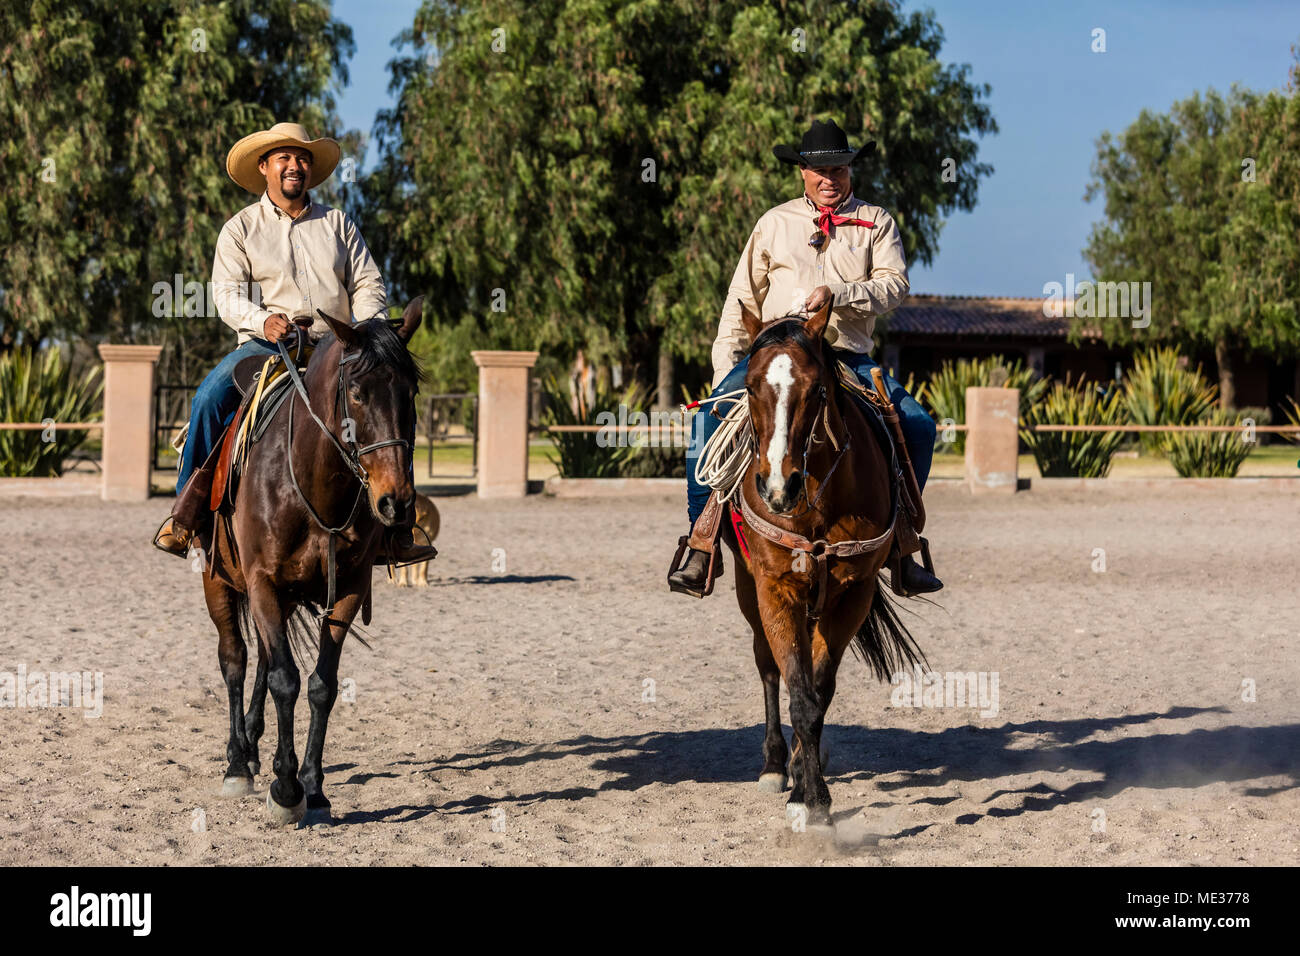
263, 312, 292, 343
804, 286, 833, 314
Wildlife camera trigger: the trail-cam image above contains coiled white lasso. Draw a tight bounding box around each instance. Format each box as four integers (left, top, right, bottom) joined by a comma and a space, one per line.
690, 389, 753, 504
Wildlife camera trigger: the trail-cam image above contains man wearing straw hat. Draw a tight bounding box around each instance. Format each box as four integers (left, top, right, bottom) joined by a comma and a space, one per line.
153, 121, 435, 566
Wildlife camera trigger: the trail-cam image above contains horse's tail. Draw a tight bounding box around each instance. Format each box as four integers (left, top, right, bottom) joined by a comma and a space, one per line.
850, 579, 927, 681
235, 594, 371, 669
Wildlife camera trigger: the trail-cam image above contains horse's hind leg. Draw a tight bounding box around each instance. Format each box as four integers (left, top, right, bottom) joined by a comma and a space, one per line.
248, 581, 305, 824
244, 642, 267, 777
204, 576, 255, 797
298, 589, 361, 828
734, 557, 788, 791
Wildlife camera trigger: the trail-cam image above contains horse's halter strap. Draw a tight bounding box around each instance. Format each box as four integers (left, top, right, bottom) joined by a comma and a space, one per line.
278, 338, 412, 493
751, 378, 851, 520
276, 336, 413, 613
741, 354, 900, 620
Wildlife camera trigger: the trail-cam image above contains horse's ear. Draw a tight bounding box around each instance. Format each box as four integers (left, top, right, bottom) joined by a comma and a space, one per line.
805, 298, 831, 341
317, 309, 357, 347
397, 296, 424, 343
739, 300, 762, 344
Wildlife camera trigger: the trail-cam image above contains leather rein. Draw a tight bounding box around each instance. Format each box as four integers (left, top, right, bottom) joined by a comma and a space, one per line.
737, 362, 900, 621
277, 334, 412, 613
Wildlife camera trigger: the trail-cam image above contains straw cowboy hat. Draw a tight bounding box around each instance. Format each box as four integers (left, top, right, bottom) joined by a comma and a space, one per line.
225, 121, 341, 194
772, 118, 875, 167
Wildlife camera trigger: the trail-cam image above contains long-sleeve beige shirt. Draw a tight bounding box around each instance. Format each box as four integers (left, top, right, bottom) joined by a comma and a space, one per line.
711, 193, 909, 386
211, 191, 388, 343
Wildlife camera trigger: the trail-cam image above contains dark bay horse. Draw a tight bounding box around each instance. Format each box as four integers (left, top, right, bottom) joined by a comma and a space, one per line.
725, 301, 924, 832
203, 298, 425, 827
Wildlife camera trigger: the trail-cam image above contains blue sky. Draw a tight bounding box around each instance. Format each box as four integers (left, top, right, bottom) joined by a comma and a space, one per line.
332, 0, 1297, 297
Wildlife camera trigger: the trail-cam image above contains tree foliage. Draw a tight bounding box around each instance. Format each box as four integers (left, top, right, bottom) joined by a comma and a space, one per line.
1081, 68, 1300, 404
367, 0, 996, 391
0, 0, 356, 383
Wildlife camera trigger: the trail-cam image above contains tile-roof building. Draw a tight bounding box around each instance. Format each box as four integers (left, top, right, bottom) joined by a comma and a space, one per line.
876, 295, 1296, 415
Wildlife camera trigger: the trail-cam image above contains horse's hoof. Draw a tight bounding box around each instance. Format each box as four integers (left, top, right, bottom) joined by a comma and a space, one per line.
297, 806, 335, 830
220, 775, 255, 797
786, 802, 806, 821
758, 773, 788, 793
248, 761, 260, 777
265, 788, 307, 826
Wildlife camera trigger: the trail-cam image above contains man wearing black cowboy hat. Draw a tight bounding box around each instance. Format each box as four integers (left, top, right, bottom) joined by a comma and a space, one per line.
668, 118, 942, 597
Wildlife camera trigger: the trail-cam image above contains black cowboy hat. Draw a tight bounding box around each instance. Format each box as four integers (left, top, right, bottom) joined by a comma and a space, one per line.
772, 118, 876, 167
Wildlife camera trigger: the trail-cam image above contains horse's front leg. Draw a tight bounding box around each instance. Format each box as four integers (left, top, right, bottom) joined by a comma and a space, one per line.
298, 587, 364, 828
733, 551, 788, 790
808, 580, 873, 777
204, 575, 255, 796
756, 587, 832, 830
247, 579, 305, 825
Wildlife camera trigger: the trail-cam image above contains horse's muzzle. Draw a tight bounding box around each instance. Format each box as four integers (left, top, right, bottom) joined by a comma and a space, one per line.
375, 492, 413, 527
756, 469, 804, 515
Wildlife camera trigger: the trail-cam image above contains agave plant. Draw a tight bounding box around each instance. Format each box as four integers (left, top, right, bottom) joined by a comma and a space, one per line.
0, 346, 104, 478
1164, 408, 1256, 478
540, 374, 647, 478
1122, 347, 1218, 456
1020, 377, 1126, 478
924, 354, 1048, 455
1280, 397, 1300, 446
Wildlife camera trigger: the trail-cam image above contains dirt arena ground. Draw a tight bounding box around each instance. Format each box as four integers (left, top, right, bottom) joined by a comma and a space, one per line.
1, 481, 1297, 866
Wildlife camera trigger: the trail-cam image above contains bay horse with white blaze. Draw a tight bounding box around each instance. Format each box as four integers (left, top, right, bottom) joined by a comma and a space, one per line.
725, 300, 925, 832
202, 298, 425, 827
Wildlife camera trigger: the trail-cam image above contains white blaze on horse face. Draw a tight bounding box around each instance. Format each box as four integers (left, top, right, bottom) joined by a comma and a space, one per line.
764, 353, 796, 480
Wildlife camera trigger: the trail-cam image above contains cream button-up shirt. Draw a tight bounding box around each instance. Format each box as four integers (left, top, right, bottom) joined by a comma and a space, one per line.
711, 193, 909, 386
211, 191, 388, 344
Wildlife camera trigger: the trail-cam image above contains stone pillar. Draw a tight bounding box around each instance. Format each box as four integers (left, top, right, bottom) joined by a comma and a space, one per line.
471, 350, 539, 498
964, 386, 1020, 494
97, 344, 164, 501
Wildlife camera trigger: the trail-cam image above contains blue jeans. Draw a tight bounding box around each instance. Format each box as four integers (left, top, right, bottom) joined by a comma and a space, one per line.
686, 352, 936, 524
176, 338, 279, 493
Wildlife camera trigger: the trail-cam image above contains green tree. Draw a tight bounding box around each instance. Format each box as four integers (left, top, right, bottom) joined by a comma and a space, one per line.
0, 0, 356, 385
1081, 78, 1300, 406
367, 0, 996, 396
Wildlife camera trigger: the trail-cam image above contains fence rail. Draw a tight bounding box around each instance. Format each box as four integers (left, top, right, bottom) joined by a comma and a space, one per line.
0, 422, 104, 430
543, 422, 1300, 435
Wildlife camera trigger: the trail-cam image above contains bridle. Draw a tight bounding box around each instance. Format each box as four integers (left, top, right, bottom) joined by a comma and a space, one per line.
739, 337, 900, 620
749, 355, 852, 521
277, 332, 414, 611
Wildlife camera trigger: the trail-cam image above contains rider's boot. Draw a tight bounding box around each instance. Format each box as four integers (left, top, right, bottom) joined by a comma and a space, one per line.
667, 492, 726, 598
153, 516, 195, 558
375, 507, 438, 567
667, 544, 724, 598
891, 547, 943, 596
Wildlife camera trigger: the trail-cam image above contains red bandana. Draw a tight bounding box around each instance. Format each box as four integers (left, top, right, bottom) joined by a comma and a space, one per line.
815, 204, 874, 238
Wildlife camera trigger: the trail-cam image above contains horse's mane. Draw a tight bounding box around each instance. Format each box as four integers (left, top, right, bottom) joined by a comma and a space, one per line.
748, 316, 825, 368
335, 318, 427, 387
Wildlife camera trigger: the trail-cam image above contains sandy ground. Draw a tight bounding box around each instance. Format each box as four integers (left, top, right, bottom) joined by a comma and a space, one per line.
1, 482, 1297, 866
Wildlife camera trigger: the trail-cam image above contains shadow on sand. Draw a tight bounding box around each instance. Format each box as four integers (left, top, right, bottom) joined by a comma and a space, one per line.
338, 706, 1298, 833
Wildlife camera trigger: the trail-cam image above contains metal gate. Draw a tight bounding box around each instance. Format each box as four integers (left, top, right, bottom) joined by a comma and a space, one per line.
153, 382, 196, 471
423, 392, 479, 479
